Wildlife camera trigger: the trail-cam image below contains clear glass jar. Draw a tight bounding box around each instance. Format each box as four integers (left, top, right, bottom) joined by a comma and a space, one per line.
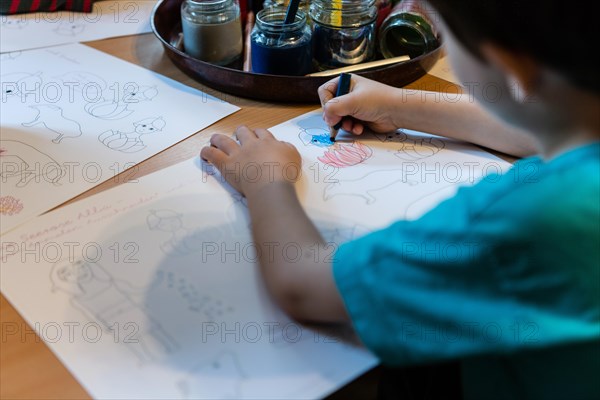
263, 0, 310, 14
379, 0, 439, 59
181, 0, 243, 65
250, 8, 313, 76
310, 0, 377, 70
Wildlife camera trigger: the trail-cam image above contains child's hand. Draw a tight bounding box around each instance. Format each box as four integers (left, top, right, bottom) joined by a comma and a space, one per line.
200, 126, 302, 196
319, 74, 402, 135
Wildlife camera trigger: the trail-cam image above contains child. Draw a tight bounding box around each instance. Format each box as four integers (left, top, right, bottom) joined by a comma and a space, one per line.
201, 0, 599, 398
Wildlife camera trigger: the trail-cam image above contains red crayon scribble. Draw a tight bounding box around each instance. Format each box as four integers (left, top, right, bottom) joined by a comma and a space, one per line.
0, 195, 24, 216
318, 142, 373, 168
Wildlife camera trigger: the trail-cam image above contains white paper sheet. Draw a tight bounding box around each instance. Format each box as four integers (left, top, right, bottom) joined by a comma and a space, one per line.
270, 110, 510, 228
427, 54, 461, 86
0, 0, 156, 53
0, 157, 378, 400
0, 110, 511, 399
0, 43, 239, 234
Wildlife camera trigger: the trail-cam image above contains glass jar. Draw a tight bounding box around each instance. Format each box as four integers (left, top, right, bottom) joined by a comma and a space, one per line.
181, 0, 243, 65
310, 0, 377, 70
263, 0, 311, 15
378, 0, 439, 59
250, 8, 313, 76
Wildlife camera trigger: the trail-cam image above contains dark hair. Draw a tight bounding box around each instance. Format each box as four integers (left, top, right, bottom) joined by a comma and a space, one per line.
426, 0, 600, 94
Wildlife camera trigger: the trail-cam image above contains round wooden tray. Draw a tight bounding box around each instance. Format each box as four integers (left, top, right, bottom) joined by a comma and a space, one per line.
151, 0, 442, 102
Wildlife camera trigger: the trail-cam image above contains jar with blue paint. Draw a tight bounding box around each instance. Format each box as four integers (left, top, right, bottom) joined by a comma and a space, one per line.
250, 8, 313, 76
310, 0, 377, 70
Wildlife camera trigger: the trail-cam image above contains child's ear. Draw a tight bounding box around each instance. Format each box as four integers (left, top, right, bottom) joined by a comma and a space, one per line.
480, 43, 540, 103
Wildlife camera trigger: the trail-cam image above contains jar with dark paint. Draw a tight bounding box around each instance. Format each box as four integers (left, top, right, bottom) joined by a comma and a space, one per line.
310, 0, 377, 70
379, 0, 439, 59
181, 0, 243, 65
250, 8, 313, 76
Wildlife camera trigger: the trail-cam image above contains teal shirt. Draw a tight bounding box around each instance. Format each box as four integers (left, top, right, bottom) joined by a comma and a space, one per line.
333, 142, 600, 399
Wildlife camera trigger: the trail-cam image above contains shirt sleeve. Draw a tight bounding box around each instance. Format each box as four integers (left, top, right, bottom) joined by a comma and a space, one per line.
333, 180, 600, 366
1, 0, 94, 14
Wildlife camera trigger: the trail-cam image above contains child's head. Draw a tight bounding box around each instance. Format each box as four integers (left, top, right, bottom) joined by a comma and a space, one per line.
427, 0, 600, 144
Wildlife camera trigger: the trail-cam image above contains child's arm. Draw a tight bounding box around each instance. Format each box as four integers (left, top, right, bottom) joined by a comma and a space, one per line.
319, 75, 539, 158
200, 127, 349, 323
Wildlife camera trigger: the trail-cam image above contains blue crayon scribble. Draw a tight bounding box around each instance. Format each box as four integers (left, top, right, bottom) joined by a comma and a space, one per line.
310, 133, 334, 147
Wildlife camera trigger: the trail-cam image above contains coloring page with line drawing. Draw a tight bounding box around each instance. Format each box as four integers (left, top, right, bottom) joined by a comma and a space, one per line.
0, 43, 239, 234
0, 0, 156, 53
1, 111, 512, 398
0, 158, 378, 400
269, 110, 511, 228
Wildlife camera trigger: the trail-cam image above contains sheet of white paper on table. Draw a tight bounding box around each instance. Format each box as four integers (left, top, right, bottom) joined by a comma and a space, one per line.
0, 110, 511, 399
0, 43, 239, 234
427, 54, 461, 86
0, 0, 156, 53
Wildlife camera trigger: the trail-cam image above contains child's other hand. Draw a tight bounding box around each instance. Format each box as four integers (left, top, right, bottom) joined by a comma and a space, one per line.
200, 126, 301, 196
318, 74, 401, 135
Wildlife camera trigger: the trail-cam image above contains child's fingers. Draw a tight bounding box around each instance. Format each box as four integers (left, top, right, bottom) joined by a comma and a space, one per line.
209, 133, 239, 155
254, 128, 275, 140
200, 145, 226, 166
323, 93, 357, 127
318, 77, 339, 107
352, 122, 364, 135
235, 125, 257, 144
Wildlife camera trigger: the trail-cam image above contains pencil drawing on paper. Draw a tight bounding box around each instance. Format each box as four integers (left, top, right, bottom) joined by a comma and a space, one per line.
53, 20, 86, 36
375, 130, 446, 160
1, 71, 42, 99
0, 139, 64, 187
318, 142, 373, 168
0, 51, 22, 61
22, 105, 83, 143
0, 195, 24, 216
323, 169, 418, 204
85, 84, 158, 120
178, 351, 246, 400
157, 270, 235, 322
98, 117, 165, 153
146, 209, 222, 257
50, 260, 179, 364
1, 18, 28, 29
55, 71, 107, 93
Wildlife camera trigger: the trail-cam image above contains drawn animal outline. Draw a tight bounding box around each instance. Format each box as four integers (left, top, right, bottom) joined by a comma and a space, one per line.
323, 169, 418, 204
22, 105, 83, 143
55, 70, 107, 93
374, 129, 446, 160
53, 20, 86, 36
0, 139, 64, 187
178, 351, 246, 400
1, 71, 42, 100
98, 117, 165, 153
50, 259, 179, 364
84, 84, 159, 120
146, 209, 223, 257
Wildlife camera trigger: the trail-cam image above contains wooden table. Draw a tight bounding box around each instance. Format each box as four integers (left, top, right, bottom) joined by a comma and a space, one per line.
0, 32, 460, 399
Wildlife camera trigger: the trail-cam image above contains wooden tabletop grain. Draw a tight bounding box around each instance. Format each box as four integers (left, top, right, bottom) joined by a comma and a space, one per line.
0, 32, 461, 399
